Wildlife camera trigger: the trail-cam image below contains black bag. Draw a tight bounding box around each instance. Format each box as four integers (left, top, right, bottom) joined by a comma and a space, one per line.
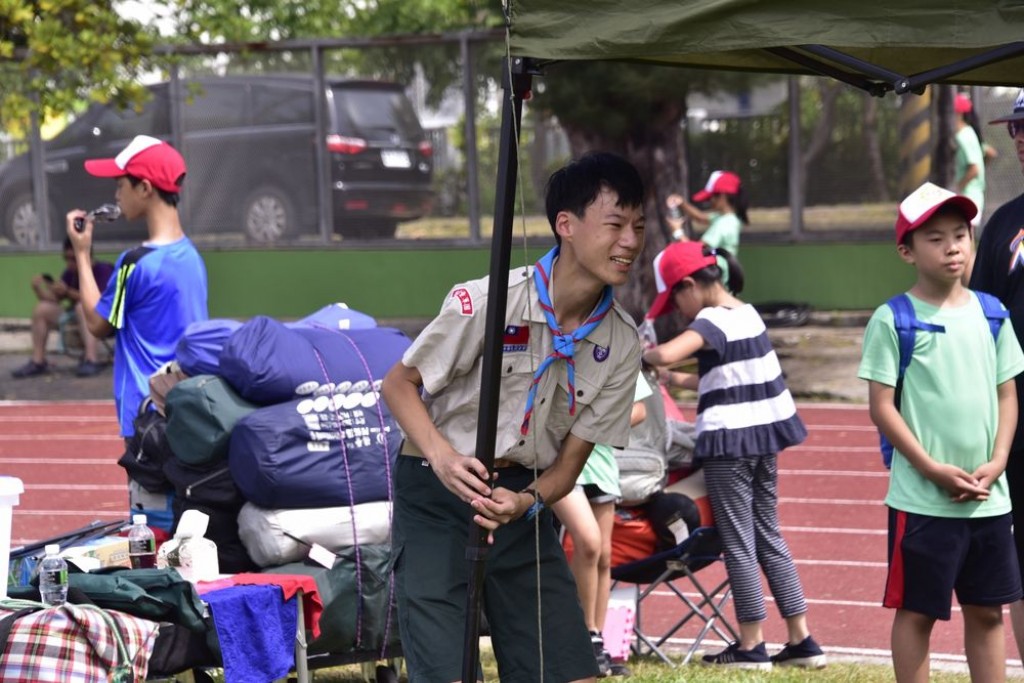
117, 399, 175, 493
645, 491, 702, 552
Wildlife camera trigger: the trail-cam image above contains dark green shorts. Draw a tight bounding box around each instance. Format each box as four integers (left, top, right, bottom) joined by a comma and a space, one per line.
392, 455, 598, 683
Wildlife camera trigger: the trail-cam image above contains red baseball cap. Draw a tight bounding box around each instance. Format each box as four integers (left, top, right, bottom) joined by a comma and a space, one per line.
692, 170, 741, 203
84, 135, 187, 193
954, 93, 973, 115
646, 241, 718, 319
894, 182, 977, 244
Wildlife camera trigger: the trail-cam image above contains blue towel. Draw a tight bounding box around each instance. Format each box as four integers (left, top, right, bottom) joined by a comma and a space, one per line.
205, 584, 297, 683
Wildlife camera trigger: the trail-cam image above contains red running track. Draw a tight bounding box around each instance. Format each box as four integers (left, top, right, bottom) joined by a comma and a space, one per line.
0, 399, 1019, 673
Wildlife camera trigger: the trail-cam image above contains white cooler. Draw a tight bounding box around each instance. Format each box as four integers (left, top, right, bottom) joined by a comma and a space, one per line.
0, 477, 24, 599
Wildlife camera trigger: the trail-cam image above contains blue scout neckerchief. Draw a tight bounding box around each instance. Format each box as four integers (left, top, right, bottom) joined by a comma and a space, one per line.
521, 246, 613, 435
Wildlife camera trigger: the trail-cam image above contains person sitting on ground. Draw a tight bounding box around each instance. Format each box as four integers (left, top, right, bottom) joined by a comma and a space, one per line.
11, 237, 114, 379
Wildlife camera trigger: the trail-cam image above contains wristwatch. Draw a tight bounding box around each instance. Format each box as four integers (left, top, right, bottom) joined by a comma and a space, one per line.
521, 488, 545, 520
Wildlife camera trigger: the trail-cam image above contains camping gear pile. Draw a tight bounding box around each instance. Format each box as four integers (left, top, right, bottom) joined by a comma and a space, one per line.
118, 302, 408, 576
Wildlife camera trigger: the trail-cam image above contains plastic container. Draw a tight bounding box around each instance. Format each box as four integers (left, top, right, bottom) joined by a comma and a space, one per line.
0, 476, 24, 600
39, 544, 68, 607
128, 514, 157, 569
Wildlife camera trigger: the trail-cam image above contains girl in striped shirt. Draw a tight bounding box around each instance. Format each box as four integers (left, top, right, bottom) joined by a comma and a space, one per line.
642, 241, 825, 671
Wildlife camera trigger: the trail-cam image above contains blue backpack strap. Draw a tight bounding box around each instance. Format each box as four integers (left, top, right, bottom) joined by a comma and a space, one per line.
974, 290, 1009, 341
881, 294, 945, 469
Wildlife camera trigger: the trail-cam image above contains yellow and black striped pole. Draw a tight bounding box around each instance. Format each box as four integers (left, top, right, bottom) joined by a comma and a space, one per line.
899, 89, 932, 196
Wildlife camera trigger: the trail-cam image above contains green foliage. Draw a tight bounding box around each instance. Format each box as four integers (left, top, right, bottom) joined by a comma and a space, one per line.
0, 0, 156, 131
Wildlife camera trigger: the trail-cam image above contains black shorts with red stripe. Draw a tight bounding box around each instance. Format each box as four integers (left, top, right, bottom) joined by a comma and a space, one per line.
884, 507, 1022, 620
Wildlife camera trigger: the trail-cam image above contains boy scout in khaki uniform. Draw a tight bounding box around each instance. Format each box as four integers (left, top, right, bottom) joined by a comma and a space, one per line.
382, 151, 646, 683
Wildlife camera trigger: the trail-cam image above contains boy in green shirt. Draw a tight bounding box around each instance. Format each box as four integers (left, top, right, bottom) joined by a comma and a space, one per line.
859, 182, 1024, 682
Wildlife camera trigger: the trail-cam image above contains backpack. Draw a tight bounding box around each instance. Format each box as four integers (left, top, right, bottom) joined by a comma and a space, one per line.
879, 290, 1008, 468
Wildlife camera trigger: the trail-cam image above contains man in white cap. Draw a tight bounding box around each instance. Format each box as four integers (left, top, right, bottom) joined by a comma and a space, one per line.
65, 134, 208, 536
970, 87, 1024, 661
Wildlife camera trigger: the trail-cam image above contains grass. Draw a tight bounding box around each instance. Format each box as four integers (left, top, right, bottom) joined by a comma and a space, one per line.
199, 650, 983, 682
397, 202, 895, 241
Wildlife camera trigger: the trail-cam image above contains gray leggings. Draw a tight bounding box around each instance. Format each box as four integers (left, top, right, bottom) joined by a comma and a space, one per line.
702, 454, 807, 624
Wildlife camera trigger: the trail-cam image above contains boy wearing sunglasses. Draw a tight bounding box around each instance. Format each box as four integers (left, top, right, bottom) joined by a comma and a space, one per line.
970, 87, 1024, 663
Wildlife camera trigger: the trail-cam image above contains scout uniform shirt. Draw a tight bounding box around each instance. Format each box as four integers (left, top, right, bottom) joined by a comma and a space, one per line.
402, 266, 642, 469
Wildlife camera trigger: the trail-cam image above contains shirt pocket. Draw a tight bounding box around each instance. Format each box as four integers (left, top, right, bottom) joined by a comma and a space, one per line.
546, 368, 602, 438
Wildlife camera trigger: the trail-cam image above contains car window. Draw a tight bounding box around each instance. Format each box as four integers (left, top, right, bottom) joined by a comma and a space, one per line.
182, 83, 247, 131
94, 90, 171, 140
251, 84, 314, 125
330, 87, 424, 141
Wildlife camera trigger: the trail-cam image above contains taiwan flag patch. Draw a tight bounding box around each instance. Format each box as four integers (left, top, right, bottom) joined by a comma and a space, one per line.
503, 325, 530, 352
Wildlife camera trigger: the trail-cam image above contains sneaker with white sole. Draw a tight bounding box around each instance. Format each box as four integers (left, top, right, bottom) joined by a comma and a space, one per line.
701, 641, 772, 671
771, 635, 827, 669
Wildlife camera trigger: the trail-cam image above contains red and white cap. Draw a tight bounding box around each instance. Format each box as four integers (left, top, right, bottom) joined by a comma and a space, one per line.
895, 182, 977, 244
692, 170, 741, 202
646, 241, 718, 319
84, 135, 186, 193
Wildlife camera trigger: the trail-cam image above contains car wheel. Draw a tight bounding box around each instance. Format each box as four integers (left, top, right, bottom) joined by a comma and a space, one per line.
337, 218, 398, 240
5, 192, 44, 247
242, 186, 294, 244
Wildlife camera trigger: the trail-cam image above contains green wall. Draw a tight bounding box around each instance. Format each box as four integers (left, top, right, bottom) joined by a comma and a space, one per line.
0, 241, 911, 320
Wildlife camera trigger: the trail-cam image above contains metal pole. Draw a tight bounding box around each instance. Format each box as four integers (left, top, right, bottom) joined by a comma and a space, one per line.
461, 33, 482, 241
312, 45, 333, 243
28, 97, 50, 250
787, 76, 804, 238
460, 56, 533, 683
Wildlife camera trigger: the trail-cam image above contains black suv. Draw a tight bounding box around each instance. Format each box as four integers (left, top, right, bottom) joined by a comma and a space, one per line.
0, 74, 434, 245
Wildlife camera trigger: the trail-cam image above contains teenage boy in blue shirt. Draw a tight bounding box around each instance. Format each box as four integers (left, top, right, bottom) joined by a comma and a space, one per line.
66, 135, 208, 533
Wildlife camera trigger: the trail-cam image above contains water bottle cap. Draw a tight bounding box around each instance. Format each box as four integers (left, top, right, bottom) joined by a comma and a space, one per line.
133, 514, 148, 525
44, 544, 60, 555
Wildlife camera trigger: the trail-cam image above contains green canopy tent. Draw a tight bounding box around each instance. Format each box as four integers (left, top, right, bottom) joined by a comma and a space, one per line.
460, 4, 1024, 680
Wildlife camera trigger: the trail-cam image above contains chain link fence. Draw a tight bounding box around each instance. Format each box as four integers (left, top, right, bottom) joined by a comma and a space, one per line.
0, 35, 1019, 251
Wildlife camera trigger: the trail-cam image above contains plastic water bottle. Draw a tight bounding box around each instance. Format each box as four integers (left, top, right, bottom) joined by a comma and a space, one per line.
39, 544, 68, 607
128, 514, 157, 569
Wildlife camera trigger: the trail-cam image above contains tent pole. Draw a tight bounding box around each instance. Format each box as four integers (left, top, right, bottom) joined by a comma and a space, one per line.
461, 55, 535, 683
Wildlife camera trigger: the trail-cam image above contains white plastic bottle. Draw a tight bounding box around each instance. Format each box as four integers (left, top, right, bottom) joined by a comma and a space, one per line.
39, 544, 68, 607
128, 514, 157, 569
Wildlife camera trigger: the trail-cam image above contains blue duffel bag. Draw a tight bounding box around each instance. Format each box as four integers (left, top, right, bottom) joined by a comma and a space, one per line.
176, 319, 243, 376
218, 316, 411, 405
287, 302, 377, 331
228, 386, 401, 508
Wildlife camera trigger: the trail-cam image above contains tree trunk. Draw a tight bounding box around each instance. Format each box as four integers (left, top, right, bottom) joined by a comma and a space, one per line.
801, 81, 842, 198
863, 93, 888, 201
560, 101, 688, 327
932, 85, 956, 189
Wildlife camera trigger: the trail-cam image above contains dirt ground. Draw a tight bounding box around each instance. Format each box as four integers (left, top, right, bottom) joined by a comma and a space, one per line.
0, 318, 869, 404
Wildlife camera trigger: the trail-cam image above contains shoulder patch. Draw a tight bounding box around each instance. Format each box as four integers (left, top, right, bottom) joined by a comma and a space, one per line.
451, 287, 474, 316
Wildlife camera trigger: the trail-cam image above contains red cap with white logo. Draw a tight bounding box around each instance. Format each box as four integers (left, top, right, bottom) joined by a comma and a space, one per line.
84, 135, 187, 193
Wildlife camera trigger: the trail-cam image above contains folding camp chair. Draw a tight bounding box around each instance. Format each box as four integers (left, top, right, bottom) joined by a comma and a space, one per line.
609, 526, 738, 666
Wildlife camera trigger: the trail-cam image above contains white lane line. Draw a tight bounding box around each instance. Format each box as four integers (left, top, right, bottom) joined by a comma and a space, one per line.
14, 510, 123, 516
0, 458, 117, 465
789, 445, 880, 453
0, 416, 113, 423
0, 400, 113, 407
23, 484, 123, 491
795, 559, 886, 568
0, 435, 121, 441
780, 469, 887, 477
780, 497, 880, 505
781, 526, 886, 535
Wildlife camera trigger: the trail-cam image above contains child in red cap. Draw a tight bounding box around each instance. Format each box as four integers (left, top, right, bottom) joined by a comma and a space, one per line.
861, 181, 1024, 682
642, 241, 824, 671
65, 134, 208, 536
665, 170, 748, 286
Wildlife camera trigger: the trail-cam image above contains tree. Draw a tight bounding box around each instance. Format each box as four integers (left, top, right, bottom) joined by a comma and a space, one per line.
0, 0, 156, 131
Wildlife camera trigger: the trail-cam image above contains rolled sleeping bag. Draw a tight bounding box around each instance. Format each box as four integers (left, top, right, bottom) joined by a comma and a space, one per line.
175, 319, 243, 376
218, 316, 411, 405
164, 375, 259, 466
286, 303, 377, 331
237, 500, 392, 567
228, 383, 401, 508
